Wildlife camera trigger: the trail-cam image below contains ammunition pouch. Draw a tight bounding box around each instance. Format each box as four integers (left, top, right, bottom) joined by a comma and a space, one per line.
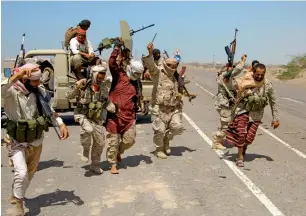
78, 101, 103, 122
6, 116, 48, 143
75, 104, 89, 116
244, 95, 268, 112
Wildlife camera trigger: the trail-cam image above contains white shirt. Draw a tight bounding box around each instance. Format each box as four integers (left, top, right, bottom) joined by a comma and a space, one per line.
69, 37, 94, 55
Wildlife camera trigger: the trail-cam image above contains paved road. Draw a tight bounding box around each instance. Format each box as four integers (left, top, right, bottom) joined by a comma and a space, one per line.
1, 68, 306, 216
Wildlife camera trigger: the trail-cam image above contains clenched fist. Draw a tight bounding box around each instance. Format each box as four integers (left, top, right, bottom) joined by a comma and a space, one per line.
147, 42, 154, 56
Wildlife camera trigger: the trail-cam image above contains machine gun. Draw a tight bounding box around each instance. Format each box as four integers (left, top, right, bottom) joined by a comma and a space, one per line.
223, 28, 238, 78
163, 50, 196, 102
14, 33, 26, 68
95, 21, 155, 55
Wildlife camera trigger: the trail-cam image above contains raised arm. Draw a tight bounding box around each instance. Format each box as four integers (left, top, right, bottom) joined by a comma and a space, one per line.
231, 54, 247, 77
141, 42, 160, 76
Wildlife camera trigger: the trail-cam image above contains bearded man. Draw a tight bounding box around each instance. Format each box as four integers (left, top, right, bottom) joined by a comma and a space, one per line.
2, 63, 69, 215
225, 63, 280, 167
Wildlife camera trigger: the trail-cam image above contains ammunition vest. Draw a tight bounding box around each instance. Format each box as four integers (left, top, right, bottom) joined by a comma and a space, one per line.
6, 116, 49, 143
74, 85, 108, 122
242, 83, 268, 112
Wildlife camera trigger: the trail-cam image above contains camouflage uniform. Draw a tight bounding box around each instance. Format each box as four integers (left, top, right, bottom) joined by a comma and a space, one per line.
212, 61, 245, 150
142, 55, 183, 159
66, 77, 110, 174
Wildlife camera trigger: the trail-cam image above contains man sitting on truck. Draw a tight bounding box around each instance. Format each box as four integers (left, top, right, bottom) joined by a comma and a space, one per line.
64, 19, 91, 49
70, 29, 96, 80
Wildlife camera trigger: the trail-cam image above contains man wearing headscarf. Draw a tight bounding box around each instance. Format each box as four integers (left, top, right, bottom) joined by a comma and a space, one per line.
106, 39, 144, 174
212, 54, 247, 150
225, 63, 280, 167
142, 42, 184, 159
70, 29, 96, 79
64, 19, 91, 48
66, 64, 114, 174
2, 63, 69, 215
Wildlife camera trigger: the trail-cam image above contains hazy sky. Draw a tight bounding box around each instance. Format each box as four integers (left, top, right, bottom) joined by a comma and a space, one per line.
1, 1, 306, 64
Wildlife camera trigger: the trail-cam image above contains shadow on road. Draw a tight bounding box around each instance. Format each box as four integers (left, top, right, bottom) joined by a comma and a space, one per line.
81, 154, 153, 177
24, 189, 84, 216
37, 159, 66, 172
223, 151, 274, 162
170, 146, 197, 156
136, 114, 152, 124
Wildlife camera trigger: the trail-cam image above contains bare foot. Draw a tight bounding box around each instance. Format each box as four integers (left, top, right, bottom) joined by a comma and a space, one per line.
110, 165, 119, 174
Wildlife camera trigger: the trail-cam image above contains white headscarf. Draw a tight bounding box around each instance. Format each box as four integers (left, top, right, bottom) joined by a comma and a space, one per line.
126, 59, 144, 81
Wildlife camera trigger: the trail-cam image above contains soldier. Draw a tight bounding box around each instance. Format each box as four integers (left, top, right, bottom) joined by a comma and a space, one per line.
225, 63, 280, 167
64, 19, 91, 48
65, 65, 115, 174
2, 63, 69, 215
70, 29, 96, 80
142, 42, 184, 159
106, 40, 144, 174
212, 54, 247, 150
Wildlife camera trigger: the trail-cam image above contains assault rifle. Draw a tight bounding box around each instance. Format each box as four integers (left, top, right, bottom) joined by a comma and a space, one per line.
35, 89, 61, 140
95, 23, 155, 54
223, 28, 238, 78
163, 50, 196, 102
14, 33, 26, 68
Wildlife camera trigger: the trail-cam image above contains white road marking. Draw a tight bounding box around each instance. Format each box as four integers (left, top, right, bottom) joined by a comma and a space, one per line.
259, 126, 306, 159
182, 112, 285, 216
281, 97, 304, 104
193, 81, 306, 159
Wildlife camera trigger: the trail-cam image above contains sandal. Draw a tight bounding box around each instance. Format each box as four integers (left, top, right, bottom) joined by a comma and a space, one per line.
236, 159, 244, 167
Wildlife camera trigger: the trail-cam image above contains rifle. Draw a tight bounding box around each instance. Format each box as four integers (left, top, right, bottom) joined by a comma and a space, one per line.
223, 28, 238, 78
95, 23, 155, 54
35, 88, 61, 140
14, 33, 26, 68
163, 50, 196, 102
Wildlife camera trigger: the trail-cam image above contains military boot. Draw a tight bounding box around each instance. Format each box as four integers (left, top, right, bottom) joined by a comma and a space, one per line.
89, 164, 103, 174
155, 147, 167, 159
80, 148, 89, 163
164, 138, 171, 155
9, 199, 24, 216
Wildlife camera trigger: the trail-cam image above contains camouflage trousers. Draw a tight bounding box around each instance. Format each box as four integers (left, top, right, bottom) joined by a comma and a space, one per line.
151, 105, 184, 150
106, 121, 136, 165
11, 144, 42, 199
78, 116, 105, 166
212, 107, 232, 145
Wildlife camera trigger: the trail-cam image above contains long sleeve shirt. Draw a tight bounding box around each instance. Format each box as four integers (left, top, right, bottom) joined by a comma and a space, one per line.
1, 80, 64, 147
69, 37, 94, 55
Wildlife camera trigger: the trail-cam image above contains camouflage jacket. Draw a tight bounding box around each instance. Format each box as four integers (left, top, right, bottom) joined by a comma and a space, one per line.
235, 79, 279, 122
215, 61, 245, 110
142, 55, 181, 108
65, 81, 109, 119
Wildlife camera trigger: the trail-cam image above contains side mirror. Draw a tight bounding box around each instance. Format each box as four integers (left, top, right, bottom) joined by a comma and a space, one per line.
4, 68, 12, 78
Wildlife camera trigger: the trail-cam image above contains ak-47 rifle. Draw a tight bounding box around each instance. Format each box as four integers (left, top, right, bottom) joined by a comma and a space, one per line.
35, 88, 62, 140
223, 28, 238, 79
95, 23, 155, 55
163, 50, 196, 102
14, 33, 26, 68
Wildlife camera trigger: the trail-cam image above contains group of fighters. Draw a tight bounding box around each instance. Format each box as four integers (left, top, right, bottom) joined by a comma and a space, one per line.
2, 18, 185, 215
2, 19, 280, 215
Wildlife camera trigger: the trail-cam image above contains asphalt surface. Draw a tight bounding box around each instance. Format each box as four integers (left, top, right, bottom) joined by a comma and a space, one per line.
1, 68, 306, 216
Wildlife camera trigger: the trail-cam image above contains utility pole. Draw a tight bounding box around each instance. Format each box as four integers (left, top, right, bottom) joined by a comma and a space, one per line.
213, 55, 215, 68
